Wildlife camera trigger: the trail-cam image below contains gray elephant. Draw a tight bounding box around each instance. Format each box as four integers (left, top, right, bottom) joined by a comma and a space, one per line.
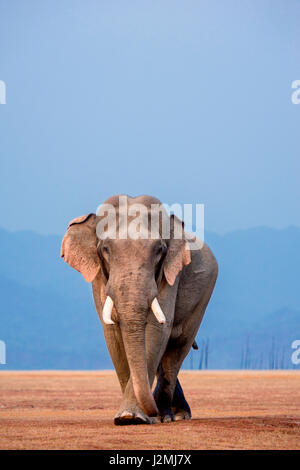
60, 195, 218, 425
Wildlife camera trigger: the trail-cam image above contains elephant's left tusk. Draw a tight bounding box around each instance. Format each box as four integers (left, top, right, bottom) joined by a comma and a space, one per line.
103, 296, 115, 325
151, 298, 166, 324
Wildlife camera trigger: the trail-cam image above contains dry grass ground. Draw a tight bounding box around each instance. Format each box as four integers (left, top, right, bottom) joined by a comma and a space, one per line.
0, 370, 299, 450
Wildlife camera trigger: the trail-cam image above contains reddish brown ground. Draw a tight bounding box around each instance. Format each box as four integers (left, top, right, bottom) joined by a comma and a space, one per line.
0, 370, 299, 450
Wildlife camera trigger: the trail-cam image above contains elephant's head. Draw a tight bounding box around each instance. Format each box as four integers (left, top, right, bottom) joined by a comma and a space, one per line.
60, 195, 191, 416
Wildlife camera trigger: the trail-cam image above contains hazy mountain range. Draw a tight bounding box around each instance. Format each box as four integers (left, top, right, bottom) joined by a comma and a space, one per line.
0, 226, 299, 370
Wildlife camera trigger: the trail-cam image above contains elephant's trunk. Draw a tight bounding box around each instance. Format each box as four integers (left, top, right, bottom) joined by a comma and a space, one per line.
106, 267, 159, 417
119, 317, 158, 416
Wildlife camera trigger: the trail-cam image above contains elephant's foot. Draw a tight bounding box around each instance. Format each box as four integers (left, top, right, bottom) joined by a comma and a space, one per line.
159, 408, 190, 422
154, 375, 191, 423
158, 408, 174, 423
114, 405, 156, 426
173, 409, 191, 421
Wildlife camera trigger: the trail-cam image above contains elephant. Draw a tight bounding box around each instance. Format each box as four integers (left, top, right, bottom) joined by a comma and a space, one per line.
60, 195, 218, 425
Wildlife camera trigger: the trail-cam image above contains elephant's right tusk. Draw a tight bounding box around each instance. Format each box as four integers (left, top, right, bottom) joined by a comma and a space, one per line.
103, 296, 115, 325
151, 298, 166, 324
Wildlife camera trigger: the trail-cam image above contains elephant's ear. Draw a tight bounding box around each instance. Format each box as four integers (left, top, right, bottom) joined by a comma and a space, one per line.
163, 215, 191, 286
60, 213, 100, 283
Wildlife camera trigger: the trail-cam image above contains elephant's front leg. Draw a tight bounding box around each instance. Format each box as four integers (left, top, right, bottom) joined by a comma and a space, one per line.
114, 319, 172, 425
94, 280, 131, 395
154, 361, 192, 423
154, 292, 212, 422
101, 322, 130, 394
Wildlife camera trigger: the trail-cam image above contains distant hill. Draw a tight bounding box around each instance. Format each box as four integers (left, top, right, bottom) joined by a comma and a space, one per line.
205, 226, 300, 329
187, 307, 300, 370
0, 274, 112, 370
0, 226, 299, 369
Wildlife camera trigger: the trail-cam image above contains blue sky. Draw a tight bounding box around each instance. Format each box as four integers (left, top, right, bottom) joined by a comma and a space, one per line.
0, 0, 299, 235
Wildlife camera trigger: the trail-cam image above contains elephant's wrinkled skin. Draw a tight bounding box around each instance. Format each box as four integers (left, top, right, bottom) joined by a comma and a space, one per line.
60, 195, 218, 425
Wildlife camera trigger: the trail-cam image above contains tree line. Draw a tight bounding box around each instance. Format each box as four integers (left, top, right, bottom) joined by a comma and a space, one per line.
187, 336, 299, 369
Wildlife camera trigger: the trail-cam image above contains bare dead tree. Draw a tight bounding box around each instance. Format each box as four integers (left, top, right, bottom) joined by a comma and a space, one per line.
198, 340, 204, 370
190, 349, 194, 370
204, 338, 210, 369
269, 337, 276, 369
